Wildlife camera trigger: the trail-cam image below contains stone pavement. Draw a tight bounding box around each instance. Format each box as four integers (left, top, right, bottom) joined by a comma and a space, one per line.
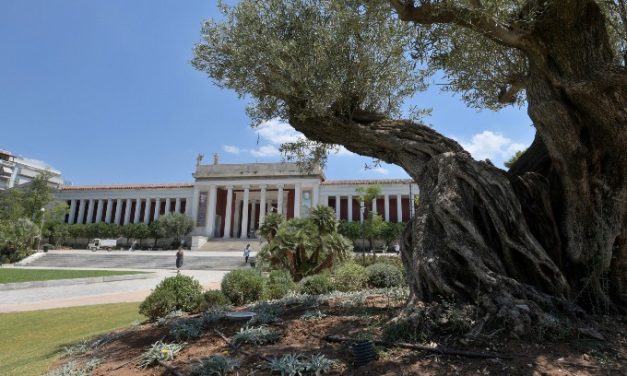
0, 250, 258, 313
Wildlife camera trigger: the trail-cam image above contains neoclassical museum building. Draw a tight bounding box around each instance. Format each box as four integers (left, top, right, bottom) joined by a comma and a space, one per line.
55, 159, 418, 246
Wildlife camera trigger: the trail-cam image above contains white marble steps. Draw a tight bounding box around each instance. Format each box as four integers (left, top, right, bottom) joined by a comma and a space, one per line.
198, 239, 261, 252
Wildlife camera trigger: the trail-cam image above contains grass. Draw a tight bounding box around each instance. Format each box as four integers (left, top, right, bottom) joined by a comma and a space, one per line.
0, 302, 143, 376
0, 268, 143, 284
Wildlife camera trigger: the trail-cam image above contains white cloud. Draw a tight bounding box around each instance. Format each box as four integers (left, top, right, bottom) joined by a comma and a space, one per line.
255, 118, 304, 145
223, 145, 241, 155
459, 131, 526, 161
250, 145, 281, 157
362, 166, 389, 175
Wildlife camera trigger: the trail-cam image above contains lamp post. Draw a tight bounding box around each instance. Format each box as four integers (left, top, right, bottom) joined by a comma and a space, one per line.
37, 207, 46, 252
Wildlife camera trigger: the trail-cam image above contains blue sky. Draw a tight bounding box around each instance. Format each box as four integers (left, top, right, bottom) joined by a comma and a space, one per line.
0, 1, 534, 185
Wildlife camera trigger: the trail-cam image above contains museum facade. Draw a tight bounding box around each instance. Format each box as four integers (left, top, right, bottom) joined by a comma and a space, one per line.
54, 161, 418, 242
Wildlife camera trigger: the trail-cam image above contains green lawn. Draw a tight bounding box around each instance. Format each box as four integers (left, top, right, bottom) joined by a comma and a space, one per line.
0, 268, 143, 284
0, 303, 143, 376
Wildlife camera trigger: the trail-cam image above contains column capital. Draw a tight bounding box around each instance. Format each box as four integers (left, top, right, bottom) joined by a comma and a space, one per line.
226, 185, 234, 190
242, 184, 251, 189
276, 184, 284, 189
259, 184, 267, 189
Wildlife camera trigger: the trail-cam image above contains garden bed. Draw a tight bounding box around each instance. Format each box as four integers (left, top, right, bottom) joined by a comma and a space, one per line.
53, 291, 626, 375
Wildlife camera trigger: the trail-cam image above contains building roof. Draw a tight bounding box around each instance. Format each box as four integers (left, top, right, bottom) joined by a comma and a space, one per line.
322, 179, 414, 185
61, 183, 194, 191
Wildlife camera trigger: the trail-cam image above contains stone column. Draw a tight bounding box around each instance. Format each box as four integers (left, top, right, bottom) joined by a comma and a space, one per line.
312, 184, 320, 207
184, 197, 192, 216
372, 197, 377, 215
164, 198, 171, 214
154, 198, 161, 221
76, 199, 86, 224
223, 186, 233, 239
250, 199, 257, 233
233, 196, 241, 238
277, 184, 284, 215
190, 188, 200, 225
95, 199, 104, 223
347, 194, 353, 222
396, 194, 403, 223
294, 183, 302, 218
68, 199, 77, 224
206, 185, 217, 238
105, 199, 113, 223
259, 185, 267, 225
335, 195, 341, 220
124, 198, 132, 224
384, 194, 390, 222
134, 199, 142, 223
240, 185, 250, 239
174, 198, 181, 213
360, 199, 365, 223
321, 195, 329, 207
143, 198, 151, 224
114, 198, 123, 224
86, 199, 95, 224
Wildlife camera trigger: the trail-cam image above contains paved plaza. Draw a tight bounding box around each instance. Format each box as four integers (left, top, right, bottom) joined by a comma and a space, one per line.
0, 250, 254, 313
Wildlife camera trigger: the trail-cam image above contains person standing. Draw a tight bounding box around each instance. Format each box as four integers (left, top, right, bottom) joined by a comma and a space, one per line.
393, 241, 400, 254
243, 243, 251, 264
176, 247, 184, 272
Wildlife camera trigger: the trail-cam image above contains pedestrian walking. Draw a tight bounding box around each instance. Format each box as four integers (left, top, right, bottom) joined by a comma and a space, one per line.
243, 243, 252, 264
176, 247, 184, 272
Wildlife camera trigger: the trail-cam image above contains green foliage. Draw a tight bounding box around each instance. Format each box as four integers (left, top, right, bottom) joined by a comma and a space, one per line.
264, 270, 296, 300
363, 213, 385, 249
193, 0, 421, 167
231, 326, 281, 347
366, 263, 404, 288
139, 274, 203, 320
169, 319, 203, 342
191, 355, 240, 376
266, 353, 335, 376
380, 222, 405, 248
249, 301, 284, 325
201, 307, 227, 327
258, 206, 352, 281
337, 220, 361, 241
158, 213, 194, 242
332, 262, 367, 292
202, 290, 229, 309
0, 218, 39, 263
355, 185, 382, 207
505, 149, 526, 169
298, 273, 333, 295
221, 269, 265, 306
300, 309, 327, 321
258, 212, 285, 242
140, 341, 183, 368
44, 359, 100, 376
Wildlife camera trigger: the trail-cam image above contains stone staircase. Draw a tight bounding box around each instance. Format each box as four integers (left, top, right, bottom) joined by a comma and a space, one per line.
197, 239, 263, 252
21, 252, 243, 270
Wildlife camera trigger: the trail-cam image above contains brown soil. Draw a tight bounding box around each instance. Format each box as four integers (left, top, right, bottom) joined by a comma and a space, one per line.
57, 295, 626, 376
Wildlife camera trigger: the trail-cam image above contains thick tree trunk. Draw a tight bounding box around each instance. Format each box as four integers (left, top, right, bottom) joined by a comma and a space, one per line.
289, 0, 626, 335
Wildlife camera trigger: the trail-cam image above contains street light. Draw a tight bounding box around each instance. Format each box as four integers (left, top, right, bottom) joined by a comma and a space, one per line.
37, 207, 46, 252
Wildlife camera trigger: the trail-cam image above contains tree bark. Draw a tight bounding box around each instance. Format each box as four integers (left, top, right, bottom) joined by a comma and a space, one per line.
288, 0, 626, 335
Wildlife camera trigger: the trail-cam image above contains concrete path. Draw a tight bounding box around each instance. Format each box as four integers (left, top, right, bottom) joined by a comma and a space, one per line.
0, 269, 228, 313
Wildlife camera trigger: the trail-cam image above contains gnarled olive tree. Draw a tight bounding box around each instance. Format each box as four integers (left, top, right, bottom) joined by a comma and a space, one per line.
193, 0, 627, 334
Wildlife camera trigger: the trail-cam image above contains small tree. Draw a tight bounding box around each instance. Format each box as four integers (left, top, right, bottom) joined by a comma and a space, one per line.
157, 213, 194, 245
258, 212, 285, 242
0, 218, 40, 263
363, 213, 385, 253
258, 205, 352, 281
381, 222, 404, 249
149, 220, 166, 248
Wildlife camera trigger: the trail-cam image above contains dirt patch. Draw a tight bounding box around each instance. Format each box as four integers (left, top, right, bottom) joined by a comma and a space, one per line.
58, 295, 627, 375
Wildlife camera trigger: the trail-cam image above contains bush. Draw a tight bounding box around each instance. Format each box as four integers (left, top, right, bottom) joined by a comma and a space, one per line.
191, 355, 240, 376
202, 290, 229, 308
221, 269, 265, 305
170, 319, 203, 341
333, 262, 368, 292
355, 255, 405, 276
264, 270, 296, 300
298, 273, 334, 295
139, 274, 203, 321
231, 326, 282, 346
367, 263, 404, 288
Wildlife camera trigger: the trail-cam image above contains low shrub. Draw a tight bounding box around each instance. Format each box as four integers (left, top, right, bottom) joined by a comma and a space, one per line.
264, 270, 296, 300
355, 255, 404, 270
231, 326, 282, 346
191, 355, 240, 376
202, 290, 229, 308
139, 274, 203, 321
201, 307, 227, 327
140, 341, 183, 368
170, 319, 203, 341
333, 263, 368, 292
266, 353, 335, 375
249, 301, 284, 325
366, 263, 404, 288
298, 273, 334, 295
221, 269, 265, 305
